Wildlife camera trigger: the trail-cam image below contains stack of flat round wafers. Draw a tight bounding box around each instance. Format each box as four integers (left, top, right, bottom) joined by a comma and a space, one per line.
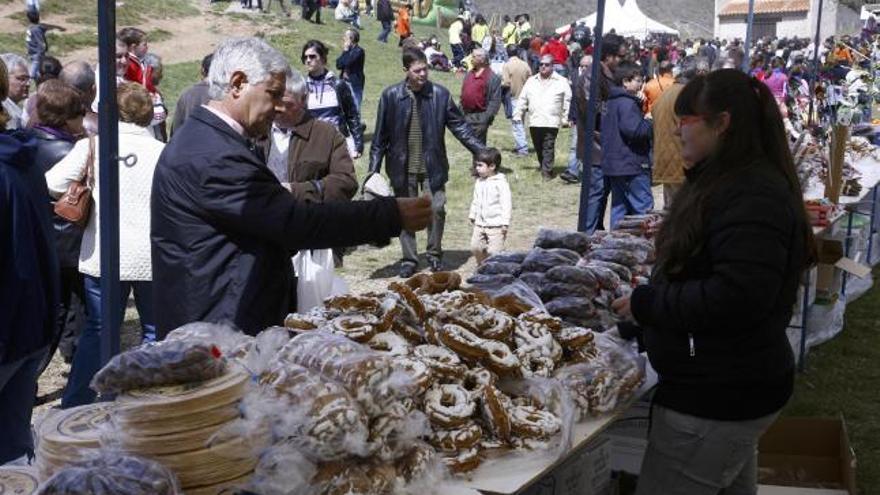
34, 402, 115, 481
0, 465, 39, 494
110, 370, 258, 493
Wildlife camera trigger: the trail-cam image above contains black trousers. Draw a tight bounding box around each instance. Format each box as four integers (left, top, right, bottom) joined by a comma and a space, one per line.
53, 267, 86, 364
530, 126, 559, 173
465, 113, 489, 145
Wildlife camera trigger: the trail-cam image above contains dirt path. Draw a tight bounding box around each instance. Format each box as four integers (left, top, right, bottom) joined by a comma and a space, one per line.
0, 1, 289, 65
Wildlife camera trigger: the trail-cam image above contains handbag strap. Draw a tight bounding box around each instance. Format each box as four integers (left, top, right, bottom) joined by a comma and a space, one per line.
83, 136, 95, 187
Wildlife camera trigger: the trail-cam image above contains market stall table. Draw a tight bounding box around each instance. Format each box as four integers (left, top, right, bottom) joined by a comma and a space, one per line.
464, 374, 657, 494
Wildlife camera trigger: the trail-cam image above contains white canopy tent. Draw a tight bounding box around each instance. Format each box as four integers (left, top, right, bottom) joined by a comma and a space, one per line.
556, 0, 679, 39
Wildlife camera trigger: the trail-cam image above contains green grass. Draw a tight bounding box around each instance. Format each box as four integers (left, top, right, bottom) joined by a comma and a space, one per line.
61, 0, 200, 26
0, 26, 177, 57
784, 269, 880, 494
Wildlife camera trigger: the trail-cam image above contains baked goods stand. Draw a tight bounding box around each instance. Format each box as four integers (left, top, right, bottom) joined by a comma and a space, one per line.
791, 151, 880, 370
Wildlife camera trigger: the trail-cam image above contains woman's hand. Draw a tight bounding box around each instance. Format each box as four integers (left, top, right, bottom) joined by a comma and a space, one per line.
611, 295, 632, 320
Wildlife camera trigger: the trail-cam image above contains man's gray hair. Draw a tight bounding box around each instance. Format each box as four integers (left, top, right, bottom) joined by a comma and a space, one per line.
285, 67, 307, 99
0, 53, 27, 72
60, 61, 96, 92
207, 37, 290, 100
143, 53, 162, 71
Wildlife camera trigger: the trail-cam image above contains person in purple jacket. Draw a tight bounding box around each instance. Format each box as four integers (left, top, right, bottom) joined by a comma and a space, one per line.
601, 61, 653, 228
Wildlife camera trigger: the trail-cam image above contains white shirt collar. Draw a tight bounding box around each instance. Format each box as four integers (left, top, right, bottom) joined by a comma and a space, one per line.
202, 104, 246, 136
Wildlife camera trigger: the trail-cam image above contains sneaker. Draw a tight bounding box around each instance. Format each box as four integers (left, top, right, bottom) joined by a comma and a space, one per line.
399, 263, 417, 278
428, 258, 443, 272
515, 149, 529, 157
559, 171, 580, 184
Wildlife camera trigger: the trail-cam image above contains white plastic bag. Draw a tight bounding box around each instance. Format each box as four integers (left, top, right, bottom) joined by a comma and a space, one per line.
292, 249, 348, 313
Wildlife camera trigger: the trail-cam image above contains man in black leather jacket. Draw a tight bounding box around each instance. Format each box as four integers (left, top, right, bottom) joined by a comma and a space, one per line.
369, 48, 485, 277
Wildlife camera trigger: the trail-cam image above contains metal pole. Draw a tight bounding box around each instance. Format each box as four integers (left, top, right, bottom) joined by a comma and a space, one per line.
97, 0, 121, 366
742, 0, 755, 73
807, 0, 825, 128
576, 0, 606, 232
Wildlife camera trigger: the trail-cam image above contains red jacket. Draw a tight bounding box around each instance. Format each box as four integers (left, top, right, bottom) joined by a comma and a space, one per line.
541, 39, 570, 65
124, 54, 156, 94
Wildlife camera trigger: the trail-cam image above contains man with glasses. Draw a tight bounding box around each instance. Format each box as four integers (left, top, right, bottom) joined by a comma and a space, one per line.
512, 54, 571, 180
369, 48, 484, 277
1, 54, 31, 130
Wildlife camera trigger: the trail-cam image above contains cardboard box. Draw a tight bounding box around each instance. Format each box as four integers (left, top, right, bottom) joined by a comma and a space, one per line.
520, 436, 612, 495
815, 239, 871, 303
758, 417, 856, 495
792, 266, 819, 321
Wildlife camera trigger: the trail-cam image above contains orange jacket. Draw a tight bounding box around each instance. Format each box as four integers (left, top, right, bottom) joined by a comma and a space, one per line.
396, 7, 411, 37
643, 73, 674, 114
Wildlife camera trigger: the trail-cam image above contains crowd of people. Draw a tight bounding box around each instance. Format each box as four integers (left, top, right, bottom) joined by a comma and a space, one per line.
0, 1, 873, 492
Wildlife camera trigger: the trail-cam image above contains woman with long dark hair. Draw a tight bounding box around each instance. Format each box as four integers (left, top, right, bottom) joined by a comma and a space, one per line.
612, 69, 816, 493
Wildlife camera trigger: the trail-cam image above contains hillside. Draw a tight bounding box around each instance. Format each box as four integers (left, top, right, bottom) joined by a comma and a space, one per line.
475, 0, 717, 40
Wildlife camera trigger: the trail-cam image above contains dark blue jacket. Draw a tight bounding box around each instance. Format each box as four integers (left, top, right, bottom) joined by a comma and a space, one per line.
0, 130, 59, 364
600, 86, 653, 177
152, 106, 403, 337
336, 45, 366, 92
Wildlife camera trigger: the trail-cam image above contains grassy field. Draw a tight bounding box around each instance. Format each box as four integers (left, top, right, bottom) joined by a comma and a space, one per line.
13, 4, 880, 491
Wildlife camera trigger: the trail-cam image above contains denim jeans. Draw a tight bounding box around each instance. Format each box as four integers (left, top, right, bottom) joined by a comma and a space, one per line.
565, 128, 581, 176
62, 275, 156, 408
607, 170, 654, 228
585, 164, 609, 233
0, 347, 47, 464
635, 405, 779, 495
502, 87, 513, 120
511, 120, 528, 153
377, 20, 392, 42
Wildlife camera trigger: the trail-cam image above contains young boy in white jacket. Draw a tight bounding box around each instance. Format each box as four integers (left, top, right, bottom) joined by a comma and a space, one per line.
469, 147, 512, 263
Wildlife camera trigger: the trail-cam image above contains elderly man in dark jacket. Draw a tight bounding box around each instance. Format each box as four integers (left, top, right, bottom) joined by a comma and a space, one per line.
369, 48, 484, 277
460, 47, 502, 144
151, 38, 431, 337
0, 128, 59, 463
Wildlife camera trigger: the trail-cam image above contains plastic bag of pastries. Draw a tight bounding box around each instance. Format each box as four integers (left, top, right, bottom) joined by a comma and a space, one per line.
533, 228, 591, 255
521, 247, 580, 273
90, 339, 226, 395
36, 453, 180, 495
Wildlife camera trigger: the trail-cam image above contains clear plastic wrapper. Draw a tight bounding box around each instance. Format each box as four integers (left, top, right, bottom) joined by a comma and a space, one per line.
574, 262, 623, 290
240, 326, 295, 376
517, 272, 546, 296
521, 247, 580, 273
538, 280, 597, 299
483, 251, 529, 265
466, 279, 546, 315
533, 228, 591, 254
500, 377, 576, 458
36, 453, 180, 495
578, 260, 632, 285
466, 273, 517, 286
90, 340, 226, 395
273, 331, 412, 417
164, 321, 254, 360
544, 265, 600, 288
475, 261, 522, 277
587, 248, 645, 268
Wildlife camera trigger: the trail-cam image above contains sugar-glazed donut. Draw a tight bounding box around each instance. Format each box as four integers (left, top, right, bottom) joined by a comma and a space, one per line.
516, 348, 555, 378
327, 314, 380, 343
509, 405, 562, 439
284, 312, 327, 331
388, 281, 427, 322
424, 384, 476, 428
441, 447, 482, 474
481, 340, 521, 377
413, 345, 466, 381
368, 331, 412, 356
517, 309, 564, 334
514, 320, 563, 363
436, 324, 489, 363
480, 385, 512, 441
429, 420, 483, 452
396, 442, 438, 483
461, 367, 496, 400
555, 326, 595, 350
453, 305, 515, 342
391, 356, 434, 395
324, 295, 381, 314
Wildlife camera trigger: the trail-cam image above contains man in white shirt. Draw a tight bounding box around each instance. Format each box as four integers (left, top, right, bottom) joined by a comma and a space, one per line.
513, 54, 572, 180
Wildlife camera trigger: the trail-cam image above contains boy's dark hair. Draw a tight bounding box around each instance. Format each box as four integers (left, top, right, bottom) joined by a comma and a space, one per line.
26, 10, 39, 24
402, 47, 427, 69
37, 56, 62, 85
301, 39, 328, 64
475, 147, 502, 168
117, 27, 147, 47
613, 61, 642, 86
506, 45, 519, 58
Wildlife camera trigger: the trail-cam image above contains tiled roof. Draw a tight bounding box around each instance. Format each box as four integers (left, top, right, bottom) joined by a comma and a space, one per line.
719, 0, 810, 16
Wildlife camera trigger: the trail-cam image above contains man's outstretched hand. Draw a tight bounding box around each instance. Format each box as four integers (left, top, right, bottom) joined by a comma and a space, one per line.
397, 194, 432, 232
